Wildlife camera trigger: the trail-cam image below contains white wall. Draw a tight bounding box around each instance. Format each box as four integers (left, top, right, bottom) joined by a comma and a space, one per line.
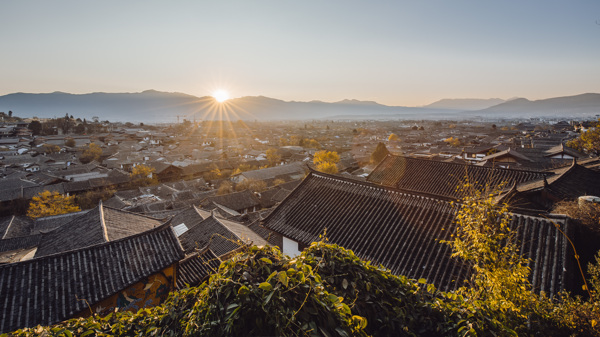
282, 236, 301, 257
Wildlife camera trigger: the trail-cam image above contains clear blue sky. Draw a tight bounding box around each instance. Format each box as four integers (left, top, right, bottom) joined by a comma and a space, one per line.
1, 0, 599, 106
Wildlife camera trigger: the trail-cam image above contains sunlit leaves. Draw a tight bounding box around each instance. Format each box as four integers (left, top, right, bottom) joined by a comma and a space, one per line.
27, 190, 81, 219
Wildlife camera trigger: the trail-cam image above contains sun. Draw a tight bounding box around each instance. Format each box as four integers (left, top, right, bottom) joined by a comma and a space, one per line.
212, 90, 230, 103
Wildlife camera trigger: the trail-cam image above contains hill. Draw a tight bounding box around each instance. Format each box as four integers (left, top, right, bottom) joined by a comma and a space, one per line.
472, 93, 600, 118
424, 98, 505, 110
1, 91, 599, 122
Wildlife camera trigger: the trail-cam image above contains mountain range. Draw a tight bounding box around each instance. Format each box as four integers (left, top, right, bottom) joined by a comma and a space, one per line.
0, 90, 598, 123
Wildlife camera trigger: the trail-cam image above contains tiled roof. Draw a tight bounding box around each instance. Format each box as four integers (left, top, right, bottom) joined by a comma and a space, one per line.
178, 215, 245, 257
263, 172, 572, 294
32, 211, 90, 235
34, 204, 164, 258
0, 216, 34, 239
176, 249, 221, 289
239, 162, 307, 182
0, 234, 41, 254
367, 155, 551, 200
503, 163, 600, 211
204, 189, 261, 213
103, 207, 163, 241
0, 223, 184, 333
170, 205, 205, 230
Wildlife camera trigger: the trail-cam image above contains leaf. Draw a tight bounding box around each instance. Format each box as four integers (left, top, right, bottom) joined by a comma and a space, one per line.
266, 271, 278, 282
342, 278, 348, 289
278, 271, 288, 287
260, 257, 273, 264
418, 278, 427, 284
264, 290, 275, 305
259, 282, 272, 291
238, 285, 250, 296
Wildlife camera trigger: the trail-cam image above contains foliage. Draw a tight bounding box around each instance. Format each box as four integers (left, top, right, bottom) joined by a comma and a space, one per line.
444, 184, 532, 318
280, 136, 321, 149
443, 137, 461, 147
28, 120, 42, 135
80, 143, 102, 164
266, 148, 281, 167
64, 137, 76, 147
370, 142, 389, 164
12, 245, 368, 337
8, 240, 600, 336
41, 144, 60, 154
303, 242, 448, 336
235, 178, 267, 193
566, 119, 600, 155
217, 181, 234, 195
129, 164, 157, 187
27, 190, 81, 219
76, 187, 116, 210
313, 150, 340, 174
553, 200, 600, 233
388, 133, 400, 141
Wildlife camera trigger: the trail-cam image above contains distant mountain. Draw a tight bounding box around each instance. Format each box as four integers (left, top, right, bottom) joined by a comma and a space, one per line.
473, 93, 600, 118
424, 98, 505, 110
0, 91, 598, 122
0, 91, 459, 122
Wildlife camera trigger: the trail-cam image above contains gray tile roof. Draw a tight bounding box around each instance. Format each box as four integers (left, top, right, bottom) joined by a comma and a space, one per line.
368, 155, 552, 200
178, 215, 245, 257
0, 216, 34, 239
203, 189, 261, 213
0, 234, 41, 254
239, 162, 306, 182
32, 210, 90, 235
34, 204, 164, 258
176, 249, 221, 289
0, 223, 184, 333
263, 172, 573, 295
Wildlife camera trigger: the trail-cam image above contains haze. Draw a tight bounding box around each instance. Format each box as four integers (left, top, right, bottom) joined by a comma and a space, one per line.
1, 0, 599, 106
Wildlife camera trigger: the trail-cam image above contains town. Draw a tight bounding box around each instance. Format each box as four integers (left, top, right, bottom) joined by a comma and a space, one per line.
0, 110, 599, 334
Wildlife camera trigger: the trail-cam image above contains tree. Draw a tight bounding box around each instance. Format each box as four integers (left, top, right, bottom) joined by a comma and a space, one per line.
444, 182, 532, 315
388, 133, 399, 141
76, 187, 116, 210
235, 178, 267, 193
64, 137, 76, 148
80, 143, 102, 163
266, 149, 281, 167
217, 181, 233, 195
370, 142, 389, 164
566, 120, 600, 155
28, 120, 42, 136
313, 150, 340, 174
444, 137, 461, 147
130, 164, 157, 187
27, 190, 81, 219
41, 144, 60, 154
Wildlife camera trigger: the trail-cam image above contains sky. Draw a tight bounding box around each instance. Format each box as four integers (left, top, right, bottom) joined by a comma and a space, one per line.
1, 0, 599, 106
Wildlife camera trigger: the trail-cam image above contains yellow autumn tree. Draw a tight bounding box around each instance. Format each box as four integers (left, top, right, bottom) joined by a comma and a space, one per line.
130, 164, 157, 187
27, 190, 81, 219
313, 150, 340, 174
444, 137, 461, 147
266, 148, 281, 167
80, 143, 102, 163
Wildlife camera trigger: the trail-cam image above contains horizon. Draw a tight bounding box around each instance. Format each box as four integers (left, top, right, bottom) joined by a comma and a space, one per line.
2, 89, 599, 108
1, 1, 599, 106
